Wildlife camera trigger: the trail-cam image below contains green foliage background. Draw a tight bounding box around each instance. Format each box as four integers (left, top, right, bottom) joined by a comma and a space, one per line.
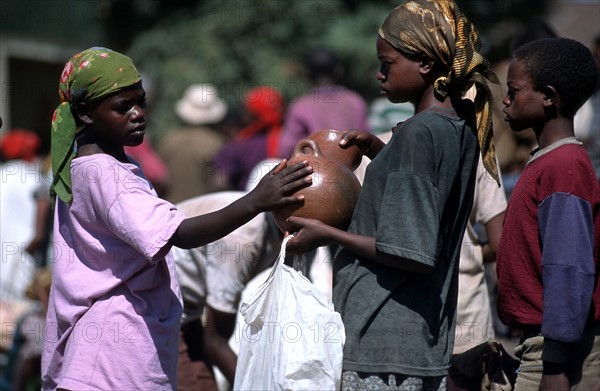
125, 0, 551, 141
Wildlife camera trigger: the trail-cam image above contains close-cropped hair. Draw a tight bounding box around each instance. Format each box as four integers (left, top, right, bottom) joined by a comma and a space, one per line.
513, 37, 599, 117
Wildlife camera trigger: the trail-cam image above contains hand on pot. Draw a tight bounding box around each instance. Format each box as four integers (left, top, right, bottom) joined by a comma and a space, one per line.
248, 159, 313, 213
339, 129, 386, 160
285, 216, 336, 254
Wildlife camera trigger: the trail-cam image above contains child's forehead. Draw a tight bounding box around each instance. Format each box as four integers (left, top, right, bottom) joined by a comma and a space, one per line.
507, 59, 532, 83
94, 82, 145, 102
376, 36, 400, 56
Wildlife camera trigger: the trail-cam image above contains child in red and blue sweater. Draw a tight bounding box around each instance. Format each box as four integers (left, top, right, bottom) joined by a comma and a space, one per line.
497, 37, 600, 391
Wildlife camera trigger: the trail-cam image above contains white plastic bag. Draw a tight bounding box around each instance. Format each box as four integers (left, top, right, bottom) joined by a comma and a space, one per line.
233, 235, 345, 391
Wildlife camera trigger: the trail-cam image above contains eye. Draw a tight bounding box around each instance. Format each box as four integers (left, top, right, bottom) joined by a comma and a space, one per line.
115, 103, 132, 114
506, 87, 516, 101
379, 62, 390, 75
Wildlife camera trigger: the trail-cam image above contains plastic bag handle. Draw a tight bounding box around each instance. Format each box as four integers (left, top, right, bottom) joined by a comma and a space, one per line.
277, 234, 293, 267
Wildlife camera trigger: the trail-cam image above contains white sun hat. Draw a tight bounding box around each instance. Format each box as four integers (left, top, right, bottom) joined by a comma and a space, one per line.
175, 83, 227, 125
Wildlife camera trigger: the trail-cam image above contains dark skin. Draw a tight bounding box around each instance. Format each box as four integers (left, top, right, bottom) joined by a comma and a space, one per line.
203, 306, 237, 383
286, 37, 453, 273
75, 82, 313, 251
25, 195, 52, 255
481, 213, 504, 264
503, 58, 573, 391
503, 59, 574, 150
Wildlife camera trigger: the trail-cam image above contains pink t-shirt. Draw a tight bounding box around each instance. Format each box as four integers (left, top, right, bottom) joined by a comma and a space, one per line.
42, 154, 186, 390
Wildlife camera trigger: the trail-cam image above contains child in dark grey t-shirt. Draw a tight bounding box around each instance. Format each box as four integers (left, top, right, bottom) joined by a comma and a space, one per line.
286, 0, 500, 388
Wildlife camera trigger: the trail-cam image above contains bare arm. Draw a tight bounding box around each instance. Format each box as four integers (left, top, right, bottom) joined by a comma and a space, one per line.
286, 216, 433, 273
168, 160, 312, 249
203, 306, 237, 385
25, 195, 52, 254
339, 129, 386, 160
481, 212, 504, 264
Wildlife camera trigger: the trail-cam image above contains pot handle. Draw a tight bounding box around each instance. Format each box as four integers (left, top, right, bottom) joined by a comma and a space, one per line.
292, 138, 321, 158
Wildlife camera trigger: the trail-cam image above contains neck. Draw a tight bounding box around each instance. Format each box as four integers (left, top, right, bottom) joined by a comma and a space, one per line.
534, 117, 575, 150
76, 131, 127, 163
414, 85, 453, 114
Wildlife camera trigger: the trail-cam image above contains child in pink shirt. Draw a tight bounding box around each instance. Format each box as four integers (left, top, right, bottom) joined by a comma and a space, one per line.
43, 47, 312, 390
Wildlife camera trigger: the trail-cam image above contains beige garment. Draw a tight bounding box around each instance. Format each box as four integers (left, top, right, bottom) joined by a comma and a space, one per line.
158, 126, 227, 203
172, 191, 274, 321
454, 157, 507, 354
514, 330, 600, 391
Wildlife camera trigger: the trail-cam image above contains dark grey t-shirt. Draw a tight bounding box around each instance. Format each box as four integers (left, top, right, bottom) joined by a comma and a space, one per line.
333, 107, 478, 376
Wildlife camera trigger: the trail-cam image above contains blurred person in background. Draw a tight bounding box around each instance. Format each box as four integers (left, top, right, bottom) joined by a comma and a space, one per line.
159, 83, 229, 203
574, 32, 600, 181
278, 46, 370, 159
213, 86, 285, 191
368, 99, 414, 135
0, 129, 44, 301
0, 268, 52, 391
448, 159, 508, 390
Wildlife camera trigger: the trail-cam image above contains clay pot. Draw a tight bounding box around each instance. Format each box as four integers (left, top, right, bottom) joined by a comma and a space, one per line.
273, 129, 362, 233
306, 129, 363, 171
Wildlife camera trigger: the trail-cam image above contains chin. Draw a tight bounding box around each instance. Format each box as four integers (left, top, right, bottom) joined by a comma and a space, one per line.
127, 136, 144, 147
506, 121, 526, 132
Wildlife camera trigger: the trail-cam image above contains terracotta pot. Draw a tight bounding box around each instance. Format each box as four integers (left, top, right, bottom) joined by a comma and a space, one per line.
273, 130, 362, 233
307, 129, 363, 171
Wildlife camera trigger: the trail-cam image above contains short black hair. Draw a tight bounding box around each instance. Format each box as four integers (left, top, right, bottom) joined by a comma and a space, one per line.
513, 37, 599, 117
304, 47, 340, 79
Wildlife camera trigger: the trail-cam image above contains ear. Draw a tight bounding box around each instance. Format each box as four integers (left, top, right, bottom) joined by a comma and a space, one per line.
418, 56, 435, 75
74, 102, 93, 125
541, 85, 559, 119
541, 85, 558, 108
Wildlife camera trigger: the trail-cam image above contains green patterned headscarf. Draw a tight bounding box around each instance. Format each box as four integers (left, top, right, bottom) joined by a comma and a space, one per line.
379, 0, 501, 185
50, 47, 141, 203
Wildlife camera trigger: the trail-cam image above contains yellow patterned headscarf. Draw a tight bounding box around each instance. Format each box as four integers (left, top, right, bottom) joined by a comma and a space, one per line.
379, 0, 500, 185
50, 47, 141, 203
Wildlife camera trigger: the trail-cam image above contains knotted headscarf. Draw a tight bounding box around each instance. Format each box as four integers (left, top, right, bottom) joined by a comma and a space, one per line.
379, 0, 500, 185
235, 86, 284, 158
0, 129, 41, 162
50, 47, 141, 203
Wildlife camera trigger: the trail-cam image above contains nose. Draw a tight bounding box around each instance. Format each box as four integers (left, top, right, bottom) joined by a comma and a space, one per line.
502, 94, 511, 107
376, 71, 386, 82
130, 104, 146, 122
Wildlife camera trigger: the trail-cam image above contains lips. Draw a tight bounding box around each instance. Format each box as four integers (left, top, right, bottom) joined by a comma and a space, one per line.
131, 125, 146, 136
132, 123, 146, 132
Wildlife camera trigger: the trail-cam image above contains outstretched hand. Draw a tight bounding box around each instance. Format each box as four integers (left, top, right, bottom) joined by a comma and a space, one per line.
339, 129, 385, 160
247, 159, 313, 213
